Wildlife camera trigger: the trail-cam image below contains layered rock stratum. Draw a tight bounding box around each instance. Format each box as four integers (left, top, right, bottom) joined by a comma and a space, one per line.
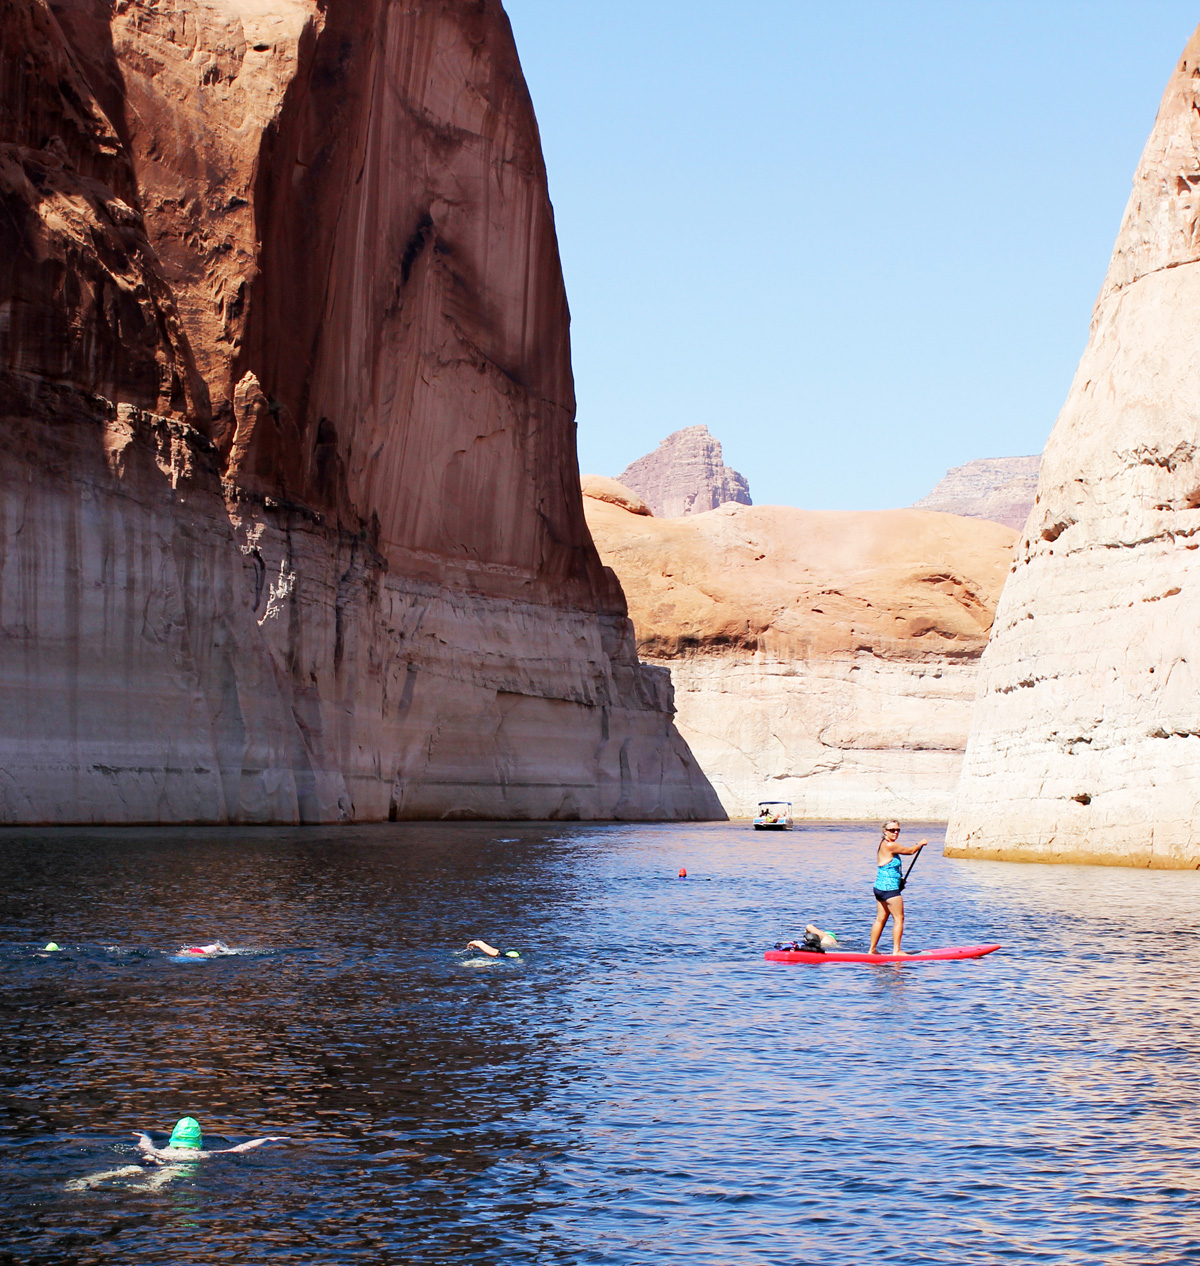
913, 456, 1041, 531
583, 484, 1016, 819
0, 0, 722, 824
617, 425, 752, 517
947, 25, 1200, 867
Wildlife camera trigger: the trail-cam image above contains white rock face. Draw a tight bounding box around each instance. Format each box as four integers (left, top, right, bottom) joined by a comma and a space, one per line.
947, 26, 1200, 868
913, 457, 1041, 531
656, 653, 981, 821
618, 426, 751, 517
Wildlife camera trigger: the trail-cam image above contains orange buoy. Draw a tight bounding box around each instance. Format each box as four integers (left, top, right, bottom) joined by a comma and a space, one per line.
678, 867, 687, 878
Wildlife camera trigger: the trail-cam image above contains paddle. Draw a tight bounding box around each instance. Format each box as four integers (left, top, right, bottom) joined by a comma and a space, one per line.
899, 842, 927, 891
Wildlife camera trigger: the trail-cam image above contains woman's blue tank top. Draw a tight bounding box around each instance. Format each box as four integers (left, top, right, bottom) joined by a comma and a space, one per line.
875, 853, 903, 892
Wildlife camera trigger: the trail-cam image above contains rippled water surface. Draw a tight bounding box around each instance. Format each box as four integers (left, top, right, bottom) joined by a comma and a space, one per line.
2, 821, 1200, 1265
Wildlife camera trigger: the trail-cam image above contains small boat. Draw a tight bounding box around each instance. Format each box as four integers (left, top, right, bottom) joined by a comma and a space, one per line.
753, 800, 792, 830
764, 943, 1001, 965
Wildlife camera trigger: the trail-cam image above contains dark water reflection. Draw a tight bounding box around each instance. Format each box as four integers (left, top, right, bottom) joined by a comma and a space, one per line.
2, 822, 1199, 1264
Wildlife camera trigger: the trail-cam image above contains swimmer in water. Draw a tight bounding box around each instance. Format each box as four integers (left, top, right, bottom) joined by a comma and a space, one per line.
466, 939, 522, 959
65, 1117, 288, 1192
134, 1116, 287, 1161
773, 924, 839, 953
178, 941, 229, 956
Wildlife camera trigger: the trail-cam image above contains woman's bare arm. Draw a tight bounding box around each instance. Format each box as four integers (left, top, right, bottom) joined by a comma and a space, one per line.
215, 1136, 289, 1154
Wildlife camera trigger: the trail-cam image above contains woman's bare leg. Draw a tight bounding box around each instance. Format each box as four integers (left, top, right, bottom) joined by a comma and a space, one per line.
887, 896, 905, 953
868, 900, 890, 953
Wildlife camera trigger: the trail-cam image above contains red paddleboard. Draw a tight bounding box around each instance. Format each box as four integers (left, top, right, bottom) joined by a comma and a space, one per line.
765, 943, 1000, 965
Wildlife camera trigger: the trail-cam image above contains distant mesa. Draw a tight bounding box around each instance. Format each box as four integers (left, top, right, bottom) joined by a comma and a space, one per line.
913, 456, 1041, 531
618, 426, 751, 518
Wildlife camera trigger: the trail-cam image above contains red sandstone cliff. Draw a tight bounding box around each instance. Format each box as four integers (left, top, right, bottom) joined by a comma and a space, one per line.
0, 0, 722, 823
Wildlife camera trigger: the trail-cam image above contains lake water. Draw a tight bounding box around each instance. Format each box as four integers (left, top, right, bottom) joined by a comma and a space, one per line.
2, 821, 1199, 1265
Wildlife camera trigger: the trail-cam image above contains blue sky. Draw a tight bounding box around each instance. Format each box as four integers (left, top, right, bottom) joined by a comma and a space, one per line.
503, 2, 1198, 510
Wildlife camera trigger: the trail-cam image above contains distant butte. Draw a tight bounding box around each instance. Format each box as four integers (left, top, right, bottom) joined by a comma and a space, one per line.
618, 425, 751, 517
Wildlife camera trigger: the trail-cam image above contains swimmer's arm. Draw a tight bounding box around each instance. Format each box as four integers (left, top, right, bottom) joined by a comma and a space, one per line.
132, 1133, 166, 1164
466, 939, 500, 957
215, 1136, 290, 1154
893, 839, 928, 856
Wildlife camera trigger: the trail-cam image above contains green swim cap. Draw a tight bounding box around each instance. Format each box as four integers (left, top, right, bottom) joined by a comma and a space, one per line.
505, 950, 521, 958
168, 1116, 203, 1150
43, 942, 60, 952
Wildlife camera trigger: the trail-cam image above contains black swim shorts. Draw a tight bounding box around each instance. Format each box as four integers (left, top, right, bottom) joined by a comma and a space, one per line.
873, 887, 903, 904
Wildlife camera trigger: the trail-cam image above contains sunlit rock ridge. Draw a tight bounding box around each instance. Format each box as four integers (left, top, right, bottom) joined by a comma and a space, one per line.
0, 0, 723, 824
947, 24, 1200, 867
584, 484, 1015, 820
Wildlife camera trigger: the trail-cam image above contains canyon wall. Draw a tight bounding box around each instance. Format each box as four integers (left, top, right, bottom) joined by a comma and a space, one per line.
584, 487, 1016, 819
0, 0, 722, 824
618, 425, 751, 517
946, 25, 1200, 867
913, 456, 1041, 531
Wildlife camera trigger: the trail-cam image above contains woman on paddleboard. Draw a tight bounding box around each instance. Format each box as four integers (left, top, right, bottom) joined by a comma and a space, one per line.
868, 821, 927, 955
